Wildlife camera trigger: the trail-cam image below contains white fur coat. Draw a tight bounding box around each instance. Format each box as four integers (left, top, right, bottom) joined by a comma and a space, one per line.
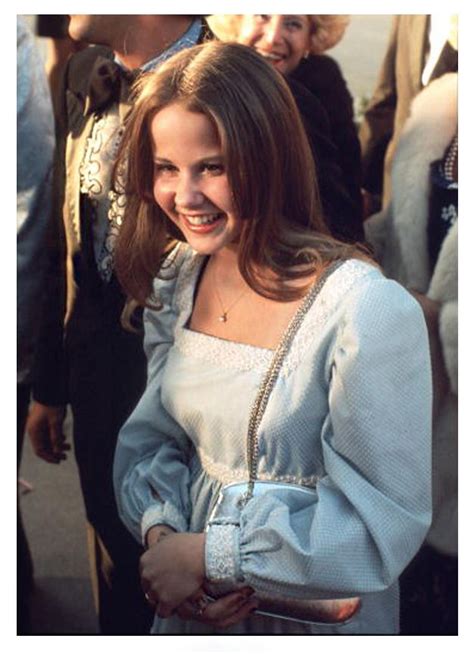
365, 73, 458, 554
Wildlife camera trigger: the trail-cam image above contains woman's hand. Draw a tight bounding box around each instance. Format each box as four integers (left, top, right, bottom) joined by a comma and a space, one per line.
140, 532, 206, 617
175, 587, 258, 629
145, 524, 175, 549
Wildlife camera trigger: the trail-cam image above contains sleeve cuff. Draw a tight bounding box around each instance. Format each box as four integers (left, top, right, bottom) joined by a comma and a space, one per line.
141, 501, 188, 546
205, 524, 242, 586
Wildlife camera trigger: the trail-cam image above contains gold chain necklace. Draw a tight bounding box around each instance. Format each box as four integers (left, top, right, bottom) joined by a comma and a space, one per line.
212, 267, 249, 323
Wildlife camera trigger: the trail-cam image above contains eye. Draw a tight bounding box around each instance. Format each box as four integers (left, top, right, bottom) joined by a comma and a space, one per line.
154, 162, 177, 176
284, 17, 305, 31
200, 162, 224, 175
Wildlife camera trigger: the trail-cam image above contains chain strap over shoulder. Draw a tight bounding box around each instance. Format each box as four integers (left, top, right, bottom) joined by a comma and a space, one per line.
243, 260, 344, 504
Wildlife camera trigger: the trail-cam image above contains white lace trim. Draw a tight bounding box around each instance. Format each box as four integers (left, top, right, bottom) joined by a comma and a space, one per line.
205, 524, 240, 583
198, 447, 320, 488
176, 329, 274, 373
172, 253, 375, 376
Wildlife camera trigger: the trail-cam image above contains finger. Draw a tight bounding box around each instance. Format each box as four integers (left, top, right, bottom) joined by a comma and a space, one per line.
40, 454, 61, 464
210, 588, 254, 612
200, 589, 254, 622
144, 590, 157, 607
176, 600, 198, 620
51, 434, 69, 458
52, 446, 69, 460
156, 602, 175, 619
37, 452, 61, 464
139, 551, 152, 580
35, 441, 62, 464
53, 438, 71, 452
215, 598, 260, 629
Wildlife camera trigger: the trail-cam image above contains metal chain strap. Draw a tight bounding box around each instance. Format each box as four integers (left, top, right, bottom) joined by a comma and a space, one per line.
243, 260, 344, 504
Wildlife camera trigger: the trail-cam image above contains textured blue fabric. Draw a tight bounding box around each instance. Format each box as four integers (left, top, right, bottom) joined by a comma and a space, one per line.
114, 244, 432, 634
17, 16, 55, 382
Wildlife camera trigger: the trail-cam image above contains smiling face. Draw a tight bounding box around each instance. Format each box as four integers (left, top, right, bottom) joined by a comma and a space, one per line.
238, 15, 311, 75
151, 103, 241, 256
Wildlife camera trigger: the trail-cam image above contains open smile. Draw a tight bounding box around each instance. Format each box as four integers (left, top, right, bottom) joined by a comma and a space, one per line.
258, 50, 286, 65
180, 212, 225, 233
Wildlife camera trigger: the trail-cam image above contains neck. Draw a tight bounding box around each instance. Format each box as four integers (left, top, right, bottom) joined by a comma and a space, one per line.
209, 245, 239, 270
113, 16, 194, 69
208, 248, 249, 321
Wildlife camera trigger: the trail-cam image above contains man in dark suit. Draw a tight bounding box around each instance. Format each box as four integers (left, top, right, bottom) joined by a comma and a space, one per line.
359, 14, 458, 215
26, 15, 212, 634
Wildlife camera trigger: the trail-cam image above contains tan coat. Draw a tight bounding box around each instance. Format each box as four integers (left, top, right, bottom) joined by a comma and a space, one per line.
359, 15, 457, 206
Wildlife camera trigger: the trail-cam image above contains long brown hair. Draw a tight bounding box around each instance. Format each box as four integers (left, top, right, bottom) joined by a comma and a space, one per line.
114, 41, 363, 307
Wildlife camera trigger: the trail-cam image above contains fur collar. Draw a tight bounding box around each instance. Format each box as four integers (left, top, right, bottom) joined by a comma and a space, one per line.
390, 73, 457, 292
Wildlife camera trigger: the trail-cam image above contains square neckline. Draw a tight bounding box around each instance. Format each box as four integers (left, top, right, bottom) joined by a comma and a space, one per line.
180, 252, 276, 353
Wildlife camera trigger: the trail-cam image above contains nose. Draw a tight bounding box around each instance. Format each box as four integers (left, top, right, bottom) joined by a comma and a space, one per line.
175, 172, 203, 209
263, 16, 285, 46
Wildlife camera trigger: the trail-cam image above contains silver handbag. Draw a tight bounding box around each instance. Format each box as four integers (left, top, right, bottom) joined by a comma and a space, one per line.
204, 261, 361, 625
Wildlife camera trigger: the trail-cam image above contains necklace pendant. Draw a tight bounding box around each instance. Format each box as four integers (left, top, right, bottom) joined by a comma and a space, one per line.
219, 313, 227, 323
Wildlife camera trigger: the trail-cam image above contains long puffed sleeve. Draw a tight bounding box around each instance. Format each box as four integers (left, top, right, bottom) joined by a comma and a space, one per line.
205, 277, 432, 599
113, 254, 194, 544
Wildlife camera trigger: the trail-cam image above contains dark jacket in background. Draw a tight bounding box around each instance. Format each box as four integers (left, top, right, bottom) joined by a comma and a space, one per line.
292, 54, 363, 227
288, 76, 364, 243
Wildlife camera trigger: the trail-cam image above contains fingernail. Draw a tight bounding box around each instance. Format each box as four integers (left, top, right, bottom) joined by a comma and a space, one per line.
242, 599, 259, 613
241, 587, 255, 598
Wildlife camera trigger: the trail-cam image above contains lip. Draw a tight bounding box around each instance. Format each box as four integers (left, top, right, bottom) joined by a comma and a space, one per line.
258, 50, 286, 63
180, 212, 225, 234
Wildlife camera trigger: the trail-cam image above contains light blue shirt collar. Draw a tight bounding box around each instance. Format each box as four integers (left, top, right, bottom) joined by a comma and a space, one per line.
115, 18, 203, 72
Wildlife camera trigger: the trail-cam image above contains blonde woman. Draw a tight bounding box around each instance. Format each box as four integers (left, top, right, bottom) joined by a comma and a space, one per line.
209, 15, 361, 219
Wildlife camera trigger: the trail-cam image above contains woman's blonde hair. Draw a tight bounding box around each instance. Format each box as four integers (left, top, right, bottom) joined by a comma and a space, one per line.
114, 41, 363, 308
208, 15, 350, 55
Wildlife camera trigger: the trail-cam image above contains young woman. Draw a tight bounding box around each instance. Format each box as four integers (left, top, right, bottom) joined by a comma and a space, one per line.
113, 42, 432, 635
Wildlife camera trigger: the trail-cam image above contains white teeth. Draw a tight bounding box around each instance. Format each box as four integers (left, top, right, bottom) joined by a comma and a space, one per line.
262, 52, 283, 61
183, 214, 221, 225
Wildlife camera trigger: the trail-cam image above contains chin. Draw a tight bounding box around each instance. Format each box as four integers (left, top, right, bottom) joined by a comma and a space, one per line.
188, 240, 226, 257
274, 61, 290, 76
185, 233, 238, 257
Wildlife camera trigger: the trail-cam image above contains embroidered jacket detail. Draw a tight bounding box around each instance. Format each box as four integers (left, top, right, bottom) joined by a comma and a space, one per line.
79, 107, 126, 281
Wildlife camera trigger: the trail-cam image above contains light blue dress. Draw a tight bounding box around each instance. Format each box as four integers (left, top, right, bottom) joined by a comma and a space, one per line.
113, 244, 432, 634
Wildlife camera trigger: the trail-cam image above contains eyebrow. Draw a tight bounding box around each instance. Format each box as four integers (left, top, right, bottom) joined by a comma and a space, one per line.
153, 155, 224, 164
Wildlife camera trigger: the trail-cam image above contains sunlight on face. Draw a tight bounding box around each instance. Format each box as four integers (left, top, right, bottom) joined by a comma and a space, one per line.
151, 103, 241, 256
239, 15, 311, 75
